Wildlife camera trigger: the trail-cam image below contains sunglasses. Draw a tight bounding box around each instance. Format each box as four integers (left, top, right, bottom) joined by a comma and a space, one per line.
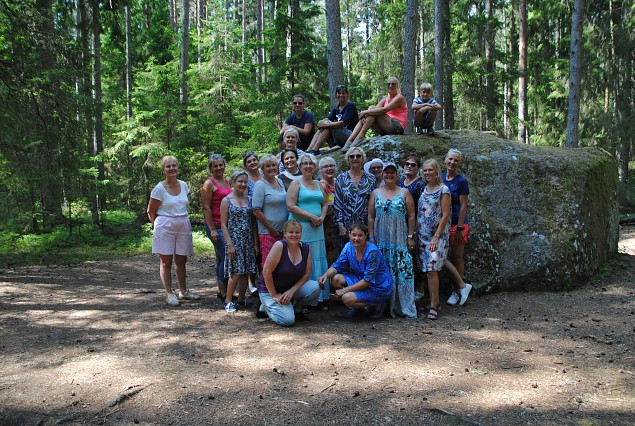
293, 101, 304, 105
349, 154, 362, 159
387, 82, 397, 87
336, 84, 347, 90
404, 161, 419, 167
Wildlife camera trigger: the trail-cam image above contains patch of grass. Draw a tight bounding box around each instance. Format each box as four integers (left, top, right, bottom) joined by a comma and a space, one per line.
0, 210, 214, 268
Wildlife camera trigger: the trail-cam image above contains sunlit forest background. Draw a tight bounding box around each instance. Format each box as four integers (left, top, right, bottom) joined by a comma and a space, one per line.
0, 0, 632, 262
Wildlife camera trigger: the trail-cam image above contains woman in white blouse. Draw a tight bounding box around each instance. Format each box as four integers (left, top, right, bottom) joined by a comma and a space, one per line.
147, 156, 200, 307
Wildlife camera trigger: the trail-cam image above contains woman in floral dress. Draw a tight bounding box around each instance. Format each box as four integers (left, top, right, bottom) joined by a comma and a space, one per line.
417, 159, 451, 321
220, 169, 259, 313
368, 162, 417, 318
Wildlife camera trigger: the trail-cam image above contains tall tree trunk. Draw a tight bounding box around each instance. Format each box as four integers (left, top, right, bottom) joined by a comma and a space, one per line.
434, 0, 444, 129
168, 0, 178, 32
402, 0, 418, 134
442, 0, 453, 129
91, 0, 105, 224
125, 2, 133, 121
325, 0, 345, 106
197, 0, 205, 66
565, 0, 584, 148
485, 0, 495, 130
517, 0, 528, 143
504, 0, 516, 139
180, 0, 189, 107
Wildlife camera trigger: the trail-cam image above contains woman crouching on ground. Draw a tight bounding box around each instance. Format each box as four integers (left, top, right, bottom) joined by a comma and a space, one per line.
147, 156, 200, 307
257, 219, 321, 326
318, 222, 392, 319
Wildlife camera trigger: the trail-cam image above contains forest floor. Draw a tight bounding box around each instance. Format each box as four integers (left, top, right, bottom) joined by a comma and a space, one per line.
1, 227, 634, 426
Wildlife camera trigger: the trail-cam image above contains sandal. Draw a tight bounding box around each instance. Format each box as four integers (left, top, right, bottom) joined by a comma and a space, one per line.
427, 307, 439, 321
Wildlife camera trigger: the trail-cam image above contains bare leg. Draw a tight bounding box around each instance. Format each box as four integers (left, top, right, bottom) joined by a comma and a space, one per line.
237, 275, 248, 302
450, 243, 466, 280
174, 254, 188, 294
427, 271, 440, 307
341, 292, 366, 309
307, 129, 331, 151
225, 275, 239, 304
159, 255, 174, 295
443, 259, 467, 290
370, 113, 395, 135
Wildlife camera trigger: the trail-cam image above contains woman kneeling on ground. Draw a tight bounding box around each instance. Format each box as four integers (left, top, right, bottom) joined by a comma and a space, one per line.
257, 219, 321, 326
318, 222, 393, 319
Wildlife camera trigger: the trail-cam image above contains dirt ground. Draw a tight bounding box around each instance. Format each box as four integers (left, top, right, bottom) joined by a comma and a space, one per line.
1, 227, 634, 426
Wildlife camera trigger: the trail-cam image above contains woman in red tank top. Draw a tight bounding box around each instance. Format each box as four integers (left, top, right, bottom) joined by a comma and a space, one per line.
202, 154, 233, 298
342, 76, 407, 151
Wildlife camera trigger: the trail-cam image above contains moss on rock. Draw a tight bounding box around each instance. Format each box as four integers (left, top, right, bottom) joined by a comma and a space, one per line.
330, 130, 619, 292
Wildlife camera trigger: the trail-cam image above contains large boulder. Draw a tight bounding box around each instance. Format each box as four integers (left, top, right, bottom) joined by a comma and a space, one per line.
331, 130, 619, 292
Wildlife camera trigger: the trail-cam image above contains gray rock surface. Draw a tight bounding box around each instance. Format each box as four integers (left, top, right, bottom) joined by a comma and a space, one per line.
335, 130, 619, 292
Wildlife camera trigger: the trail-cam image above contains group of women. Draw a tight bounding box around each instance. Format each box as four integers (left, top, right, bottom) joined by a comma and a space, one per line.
146, 145, 472, 325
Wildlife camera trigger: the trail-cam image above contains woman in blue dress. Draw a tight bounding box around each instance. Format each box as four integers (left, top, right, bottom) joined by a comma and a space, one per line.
318, 222, 393, 319
286, 153, 330, 310
368, 162, 417, 318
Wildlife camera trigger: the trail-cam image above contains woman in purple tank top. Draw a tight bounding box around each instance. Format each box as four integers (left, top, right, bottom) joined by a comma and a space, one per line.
257, 219, 321, 326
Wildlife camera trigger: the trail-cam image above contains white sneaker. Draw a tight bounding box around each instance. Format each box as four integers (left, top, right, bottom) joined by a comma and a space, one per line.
166, 293, 180, 307
446, 291, 460, 305
459, 283, 473, 306
178, 290, 201, 300
224, 301, 237, 313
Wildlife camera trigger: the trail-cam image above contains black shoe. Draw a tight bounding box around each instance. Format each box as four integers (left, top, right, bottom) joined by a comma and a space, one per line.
294, 311, 311, 321
416, 127, 424, 135
426, 127, 435, 136
255, 309, 268, 318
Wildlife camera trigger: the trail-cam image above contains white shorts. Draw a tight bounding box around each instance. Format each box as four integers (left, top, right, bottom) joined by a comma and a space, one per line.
152, 216, 194, 256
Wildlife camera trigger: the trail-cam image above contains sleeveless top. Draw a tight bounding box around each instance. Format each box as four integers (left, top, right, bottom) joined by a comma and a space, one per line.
207, 177, 232, 228
258, 241, 310, 294
385, 94, 408, 129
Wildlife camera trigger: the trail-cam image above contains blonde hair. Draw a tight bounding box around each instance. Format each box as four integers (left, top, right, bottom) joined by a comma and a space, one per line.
345, 146, 367, 163
423, 159, 443, 186
161, 156, 178, 169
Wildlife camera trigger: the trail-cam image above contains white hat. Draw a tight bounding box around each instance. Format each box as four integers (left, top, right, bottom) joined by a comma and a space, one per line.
364, 158, 384, 174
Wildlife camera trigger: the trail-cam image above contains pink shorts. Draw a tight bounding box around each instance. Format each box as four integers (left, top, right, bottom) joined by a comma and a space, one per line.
152, 216, 194, 256
448, 224, 469, 246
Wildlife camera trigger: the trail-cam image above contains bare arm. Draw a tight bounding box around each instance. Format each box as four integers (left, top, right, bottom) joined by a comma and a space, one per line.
430, 193, 451, 252
219, 198, 234, 259
286, 180, 320, 223
367, 190, 377, 240
147, 197, 161, 224
201, 179, 220, 242
403, 189, 416, 251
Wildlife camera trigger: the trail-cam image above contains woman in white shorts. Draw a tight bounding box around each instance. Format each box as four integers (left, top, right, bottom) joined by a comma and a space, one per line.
147, 156, 200, 307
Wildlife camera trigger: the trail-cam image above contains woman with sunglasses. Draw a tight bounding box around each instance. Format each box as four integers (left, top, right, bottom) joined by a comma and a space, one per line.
368, 162, 417, 318
279, 94, 315, 151
341, 77, 407, 151
399, 154, 425, 207
334, 147, 376, 248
